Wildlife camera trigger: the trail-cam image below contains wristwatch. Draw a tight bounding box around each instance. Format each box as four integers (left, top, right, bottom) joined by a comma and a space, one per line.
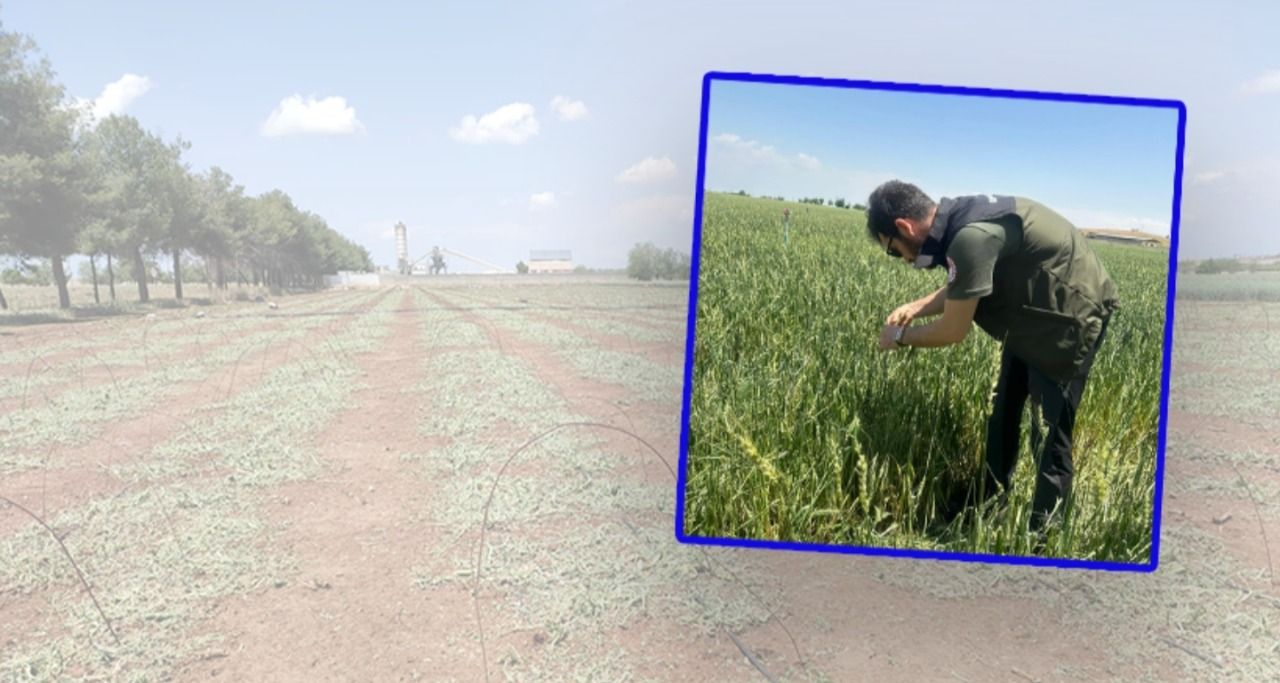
893, 325, 908, 348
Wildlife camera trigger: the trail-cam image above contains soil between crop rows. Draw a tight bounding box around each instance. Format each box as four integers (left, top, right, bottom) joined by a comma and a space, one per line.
1, 282, 1277, 681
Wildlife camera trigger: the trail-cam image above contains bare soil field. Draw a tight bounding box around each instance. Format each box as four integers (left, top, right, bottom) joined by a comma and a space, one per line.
1, 283, 1276, 681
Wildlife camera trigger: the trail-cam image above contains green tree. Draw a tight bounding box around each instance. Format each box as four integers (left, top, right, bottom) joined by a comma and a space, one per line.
659, 247, 691, 280
0, 23, 90, 308
194, 166, 248, 290
79, 215, 120, 302
627, 242, 662, 281
0, 225, 9, 310
82, 115, 176, 303
1195, 258, 1245, 275
156, 137, 201, 299
246, 190, 301, 294
2, 257, 53, 285
627, 242, 691, 281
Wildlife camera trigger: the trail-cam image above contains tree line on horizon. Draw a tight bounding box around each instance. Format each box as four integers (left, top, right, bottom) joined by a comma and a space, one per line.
0, 22, 371, 311
626, 242, 690, 281
729, 189, 866, 211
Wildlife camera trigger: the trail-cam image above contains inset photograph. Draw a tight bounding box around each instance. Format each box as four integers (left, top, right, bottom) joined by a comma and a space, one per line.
678, 73, 1184, 568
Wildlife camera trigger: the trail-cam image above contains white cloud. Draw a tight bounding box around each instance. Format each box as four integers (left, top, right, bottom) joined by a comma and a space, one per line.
1191, 170, 1226, 185
707, 131, 889, 202
449, 102, 539, 144
616, 194, 692, 222
74, 73, 153, 123
617, 156, 678, 183
796, 153, 822, 171
550, 95, 589, 121
261, 95, 365, 137
1240, 69, 1280, 96
529, 191, 558, 210
712, 132, 822, 171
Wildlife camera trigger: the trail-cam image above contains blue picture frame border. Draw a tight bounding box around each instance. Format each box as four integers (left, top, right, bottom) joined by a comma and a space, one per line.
675, 70, 1186, 573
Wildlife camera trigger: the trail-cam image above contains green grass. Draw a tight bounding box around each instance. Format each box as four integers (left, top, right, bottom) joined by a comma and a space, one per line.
684, 192, 1166, 562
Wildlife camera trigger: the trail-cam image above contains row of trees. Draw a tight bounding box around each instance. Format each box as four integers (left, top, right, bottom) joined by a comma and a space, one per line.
733, 191, 865, 210
1194, 258, 1248, 275
0, 23, 371, 310
1190, 257, 1280, 275
626, 242, 691, 281
797, 196, 863, 210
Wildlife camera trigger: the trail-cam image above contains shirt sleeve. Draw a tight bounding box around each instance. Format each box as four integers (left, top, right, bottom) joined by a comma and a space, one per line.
945, 223, 1005, 299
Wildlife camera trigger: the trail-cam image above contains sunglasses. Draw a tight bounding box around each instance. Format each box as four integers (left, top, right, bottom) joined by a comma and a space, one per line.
885, 235, 903, 259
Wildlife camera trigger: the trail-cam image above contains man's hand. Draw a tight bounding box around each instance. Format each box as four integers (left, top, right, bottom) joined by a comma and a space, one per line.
878, 324, 904, 351
886, 302, 923, 326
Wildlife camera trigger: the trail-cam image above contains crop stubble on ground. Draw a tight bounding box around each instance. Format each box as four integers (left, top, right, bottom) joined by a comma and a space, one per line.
0, 283, 1277, 681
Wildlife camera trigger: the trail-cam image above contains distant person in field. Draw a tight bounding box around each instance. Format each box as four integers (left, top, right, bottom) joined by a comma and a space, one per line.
867, 180, 1119, 531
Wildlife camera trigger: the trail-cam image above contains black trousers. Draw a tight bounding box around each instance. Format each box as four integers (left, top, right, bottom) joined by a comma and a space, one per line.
980, 318, 1110, 528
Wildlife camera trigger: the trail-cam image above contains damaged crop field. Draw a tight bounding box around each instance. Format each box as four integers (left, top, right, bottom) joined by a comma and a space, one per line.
1, 275, 1278, 682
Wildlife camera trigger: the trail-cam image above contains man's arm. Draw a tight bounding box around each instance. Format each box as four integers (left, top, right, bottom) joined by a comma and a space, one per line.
886, 285, 947, 326
879, 297, 978, 350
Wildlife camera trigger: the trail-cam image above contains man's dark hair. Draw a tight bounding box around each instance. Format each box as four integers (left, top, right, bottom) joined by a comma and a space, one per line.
865, 180, 935, 242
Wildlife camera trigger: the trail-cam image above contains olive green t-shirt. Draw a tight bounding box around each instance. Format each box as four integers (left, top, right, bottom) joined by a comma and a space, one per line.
945, 218, 1023, 300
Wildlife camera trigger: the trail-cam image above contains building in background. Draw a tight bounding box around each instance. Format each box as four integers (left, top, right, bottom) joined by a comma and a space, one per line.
394, 222, 409, 274
528, 249, 574, 273
1080, 228, 1169, 248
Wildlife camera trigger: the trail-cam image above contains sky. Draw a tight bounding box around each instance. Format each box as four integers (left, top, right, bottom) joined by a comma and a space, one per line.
706, 80, 1180, 235
4, 1, 1279, 266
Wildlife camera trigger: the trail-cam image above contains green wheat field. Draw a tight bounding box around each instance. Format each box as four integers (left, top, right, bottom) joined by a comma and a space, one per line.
683, 192, 1167, 563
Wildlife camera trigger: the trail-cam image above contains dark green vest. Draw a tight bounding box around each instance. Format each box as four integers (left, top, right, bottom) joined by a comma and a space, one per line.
922, 196, 1119, 382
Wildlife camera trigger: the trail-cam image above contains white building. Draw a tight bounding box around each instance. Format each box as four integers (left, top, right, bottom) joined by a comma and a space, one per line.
528, 249, 573, 273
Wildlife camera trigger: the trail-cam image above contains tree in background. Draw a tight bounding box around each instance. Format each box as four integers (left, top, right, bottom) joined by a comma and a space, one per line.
77, 155, 122, 302
195, 166, 247, 291
627, 242, 660, 281
0, 21, 376, 312
1195, 258, 1246, 275
627, 242, 691, 281
2, 257, 53, 285
82, 115, 176, 303
156, 136, 201, 300
246, 190, 298, 294
0, 24, 91, 308
0, 228, 9, 310
516, 260, 529, 274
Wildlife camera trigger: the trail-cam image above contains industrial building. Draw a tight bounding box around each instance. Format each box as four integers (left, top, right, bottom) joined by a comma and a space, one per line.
528, 249, 574, 273
391, 221, 511, 274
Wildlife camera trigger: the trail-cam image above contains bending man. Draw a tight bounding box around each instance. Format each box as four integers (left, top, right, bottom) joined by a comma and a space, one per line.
867, 180, 1119, 530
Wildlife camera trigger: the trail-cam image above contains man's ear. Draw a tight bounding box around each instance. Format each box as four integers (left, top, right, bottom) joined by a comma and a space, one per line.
893, 217, 912, 237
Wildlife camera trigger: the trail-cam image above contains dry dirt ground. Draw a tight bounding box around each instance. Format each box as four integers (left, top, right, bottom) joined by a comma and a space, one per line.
1, 284, 1277, 681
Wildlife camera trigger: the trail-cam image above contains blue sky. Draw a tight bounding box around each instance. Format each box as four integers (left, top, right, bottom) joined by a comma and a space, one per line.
706, 80, 1180, 234
5, 1, 1280, 265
